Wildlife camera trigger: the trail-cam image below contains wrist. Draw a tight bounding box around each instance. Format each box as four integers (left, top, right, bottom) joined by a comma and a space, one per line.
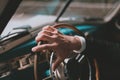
73, 36, 86, 54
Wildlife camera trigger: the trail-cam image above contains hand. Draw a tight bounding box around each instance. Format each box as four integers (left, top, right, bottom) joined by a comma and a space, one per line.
32, 26, 81, 71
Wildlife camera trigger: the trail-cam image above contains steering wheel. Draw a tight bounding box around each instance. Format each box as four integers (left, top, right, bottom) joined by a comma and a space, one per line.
34, 23, 99, 80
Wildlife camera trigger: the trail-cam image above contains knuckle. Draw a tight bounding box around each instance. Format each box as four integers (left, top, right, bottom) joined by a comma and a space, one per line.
35, 36, 39, 42
42, 25, 50, 30
52, 35, 58, 39
40, 30, 45, 34
35, 34, 45, 41
53, 30, 59, 34
41, 34, 47, 38
43, 44, 49, 49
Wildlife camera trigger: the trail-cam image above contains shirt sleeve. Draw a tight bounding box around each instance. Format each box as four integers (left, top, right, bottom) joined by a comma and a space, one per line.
73, 35, 86, 54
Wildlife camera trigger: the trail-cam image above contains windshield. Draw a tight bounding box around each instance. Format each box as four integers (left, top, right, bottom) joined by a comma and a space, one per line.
1, 0, 120, 36
60, 0, 119, 20
1, 0, 66, 36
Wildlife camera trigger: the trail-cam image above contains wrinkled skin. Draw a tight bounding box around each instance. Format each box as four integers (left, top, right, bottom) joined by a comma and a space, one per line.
32, 26, 81, 71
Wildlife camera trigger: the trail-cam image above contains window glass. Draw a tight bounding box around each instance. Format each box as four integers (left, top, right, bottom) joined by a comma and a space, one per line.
61, 0, 119, 19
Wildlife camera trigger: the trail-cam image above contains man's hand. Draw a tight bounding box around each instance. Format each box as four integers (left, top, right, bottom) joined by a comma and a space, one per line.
32, 26, 81, 71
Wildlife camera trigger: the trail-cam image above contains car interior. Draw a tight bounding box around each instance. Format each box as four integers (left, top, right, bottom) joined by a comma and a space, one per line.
0, 0, 120, 80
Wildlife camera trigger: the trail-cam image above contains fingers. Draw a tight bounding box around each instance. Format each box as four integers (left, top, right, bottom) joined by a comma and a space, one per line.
36, 26, 56, 41
36, 31, 59, 43
35, 31, 52, 42
42, 26, 56, 32
52, 57, 63, 71
32, 43, 55, 52
37, 30, 53, 36
42, 26, 60, 34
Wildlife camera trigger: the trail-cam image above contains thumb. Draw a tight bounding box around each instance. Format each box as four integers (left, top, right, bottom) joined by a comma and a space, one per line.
52, 58, 63, 71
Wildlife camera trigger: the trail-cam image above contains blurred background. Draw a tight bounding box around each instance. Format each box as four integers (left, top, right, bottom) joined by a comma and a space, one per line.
2, 0, 118, 36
